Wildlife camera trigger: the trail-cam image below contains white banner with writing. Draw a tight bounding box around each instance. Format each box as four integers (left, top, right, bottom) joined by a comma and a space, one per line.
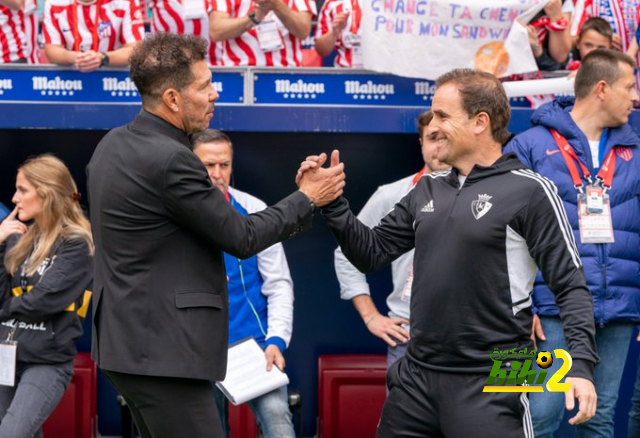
362, 0, 549, 79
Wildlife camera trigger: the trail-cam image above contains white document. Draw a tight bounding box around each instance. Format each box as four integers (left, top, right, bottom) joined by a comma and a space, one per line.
0, 343, 17, 387
216, 338, 289, 406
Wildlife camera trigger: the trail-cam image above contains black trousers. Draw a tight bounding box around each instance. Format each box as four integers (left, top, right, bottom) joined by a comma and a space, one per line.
377, 357, 533, 438
103, 369, 223, 438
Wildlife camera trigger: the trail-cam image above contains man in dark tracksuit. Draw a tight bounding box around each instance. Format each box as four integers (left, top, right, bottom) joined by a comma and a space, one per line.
301, 70, 599, 438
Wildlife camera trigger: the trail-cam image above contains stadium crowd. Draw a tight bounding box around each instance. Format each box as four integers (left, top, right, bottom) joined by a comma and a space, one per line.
0, 0, 640, 70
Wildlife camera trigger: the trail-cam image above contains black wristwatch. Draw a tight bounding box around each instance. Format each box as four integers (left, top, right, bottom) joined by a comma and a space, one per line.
99, 52, 110, 68
248, 11, 261, 25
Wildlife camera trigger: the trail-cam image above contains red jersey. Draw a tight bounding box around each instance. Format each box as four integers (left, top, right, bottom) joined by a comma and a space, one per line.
316, 0, 361, 68
0, 0, 37, 63
44, 0, 144, 53
146, 0, 221, 64
211, 0, 316, 66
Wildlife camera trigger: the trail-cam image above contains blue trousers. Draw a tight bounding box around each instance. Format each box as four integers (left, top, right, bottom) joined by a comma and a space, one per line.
0, 361, 73, 438
214, 384, 295, 438
628, 352, 640, 438
530, 316, 634, 438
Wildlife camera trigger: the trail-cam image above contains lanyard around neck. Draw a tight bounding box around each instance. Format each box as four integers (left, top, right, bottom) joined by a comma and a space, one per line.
549, 129, 617, 193
411, 167, 425, 186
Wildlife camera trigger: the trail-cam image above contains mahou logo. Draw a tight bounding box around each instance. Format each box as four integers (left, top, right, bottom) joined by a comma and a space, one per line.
0, 78, 12, 96
414, 81, 436, 101
103, 77, 138, 97
32, 76, 82, 96
344, 80, 394, 101
274, 79, 325, 100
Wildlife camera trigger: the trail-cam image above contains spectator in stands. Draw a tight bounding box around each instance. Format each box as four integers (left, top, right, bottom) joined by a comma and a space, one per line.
192, 129, 297, 438
533, 17, 614, 72
209, 0, 316, 66
333, 110, 450, 369
314, 0, 361, 68
626, 9, 640, 59
524, 0, 574, 71
564, 17, 613, 70
43, 0, 144, 72
0, 0, 38, 63
0, 154, 94, 438
572, 0, 640, 54
505, 49, 640, 438
146, 0, 222, 64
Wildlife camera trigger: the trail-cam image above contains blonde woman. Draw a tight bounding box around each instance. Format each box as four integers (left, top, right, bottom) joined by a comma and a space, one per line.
0, 154, 94, 438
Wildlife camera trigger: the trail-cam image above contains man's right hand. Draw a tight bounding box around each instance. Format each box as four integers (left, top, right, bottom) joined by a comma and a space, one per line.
297, 150, 345, 207
531, 313, 546, 351
366, 313, 410, 347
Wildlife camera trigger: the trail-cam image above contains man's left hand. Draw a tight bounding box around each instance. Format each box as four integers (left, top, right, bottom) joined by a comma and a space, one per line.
565, 377, 597, 425
265, 344, 285, 371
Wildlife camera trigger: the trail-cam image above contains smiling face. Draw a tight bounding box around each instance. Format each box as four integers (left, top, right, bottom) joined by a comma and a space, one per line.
603, 62, 638, 127
179, 60, 219, 135
428, 83, 478, 166
12, 171, 43, 222
420, 126, 451, 173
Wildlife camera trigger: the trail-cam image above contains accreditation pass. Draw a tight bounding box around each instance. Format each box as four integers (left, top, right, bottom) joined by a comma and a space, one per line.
0, 341, 17, 386
578, 193, 614, 244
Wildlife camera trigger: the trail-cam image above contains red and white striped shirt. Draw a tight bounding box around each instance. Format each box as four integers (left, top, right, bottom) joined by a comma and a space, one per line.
316, 0, 361, 68
44, 0, 144, 53
0, 0, 37, 63
146, 0, 221, 64
571, 0, 640, 52
211, 0, 316, 66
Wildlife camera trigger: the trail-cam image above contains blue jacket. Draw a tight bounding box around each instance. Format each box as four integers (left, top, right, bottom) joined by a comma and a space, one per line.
505, 97, 640, 325
224, 193, 287, 353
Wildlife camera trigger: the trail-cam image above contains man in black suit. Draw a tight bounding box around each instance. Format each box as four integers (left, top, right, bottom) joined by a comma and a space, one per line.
86, 33, 345, 438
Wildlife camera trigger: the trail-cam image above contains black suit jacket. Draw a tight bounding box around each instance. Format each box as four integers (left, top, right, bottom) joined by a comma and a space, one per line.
87, 111, 312, 381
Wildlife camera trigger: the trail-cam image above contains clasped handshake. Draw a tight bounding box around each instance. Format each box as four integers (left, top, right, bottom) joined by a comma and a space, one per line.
296, 150, 346, 207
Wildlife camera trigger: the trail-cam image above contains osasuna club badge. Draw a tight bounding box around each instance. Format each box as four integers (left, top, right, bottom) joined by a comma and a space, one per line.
472, 194, 493, 220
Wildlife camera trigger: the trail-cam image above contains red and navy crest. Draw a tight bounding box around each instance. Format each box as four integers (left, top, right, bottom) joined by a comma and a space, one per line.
616, 146, 633, 162
98, 21, 113, 39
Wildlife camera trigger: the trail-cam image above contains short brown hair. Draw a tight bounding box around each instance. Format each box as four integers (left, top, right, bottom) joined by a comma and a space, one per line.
192, 129, 233, 154
417, 110, 433, 137
129, 33, 209, 106
578, 17, 613, 43
574, 49, 636, 99
435, 69, 511, 144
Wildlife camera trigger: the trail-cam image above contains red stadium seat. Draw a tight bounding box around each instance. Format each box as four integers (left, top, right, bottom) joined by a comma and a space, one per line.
43, 352, 97, 438
317, 355, 387, 438
228, 402, 259, 438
